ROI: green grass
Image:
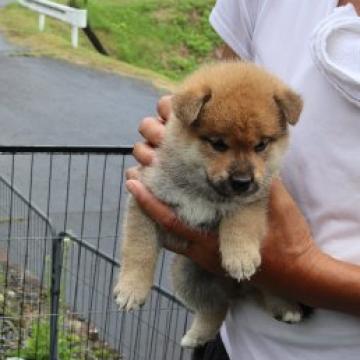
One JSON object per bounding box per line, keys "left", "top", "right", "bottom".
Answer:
{"left": 75, "top": 0, "right": 221, "bottom": 80}
{"left": 10, "top": 319, "right": 80, "bottom": 360}
{"left": 0, "top": 4, "right": 175, "bottom": 90}
{"left": 10, "top": 318, "right": 118, "bottom": 360}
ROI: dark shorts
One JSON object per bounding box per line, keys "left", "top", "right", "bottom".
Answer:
{"left": 192, "top": 335, "right": 230, "bottom": 360}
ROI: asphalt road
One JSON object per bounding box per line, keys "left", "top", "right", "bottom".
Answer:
{"left": 0, "top": 0, "right": 14, "bottom": 7}
{"left": 0, "top": 21, "right": 169, "bottom": 263}
{"left": 0, "top": 50, "right": 160, "bottom": 147}
{"left": 0, "top": 18, "right": 190, "bottom": 359}
{"left": 0, "top": 0, "right": 161, "bottom": 146}
{"left": 0, "top": 25, "right": 162, "bottom": 231}
{"left": 0, "top": 17, "right": 173, "bottom": 283}
{"left": 0, "top": 38, "right": 157, "bottom": 239}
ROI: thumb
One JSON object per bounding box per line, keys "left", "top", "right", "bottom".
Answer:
{"left": 126, "top": 179, "right": 189, "bottom": 254}
{"left": 157, "top": 95, "right": 173, "bottom": 122}
{"left": 126, "top": 180, "right": 181, "bottom": 231}
{"left": 126, "top": 180, "right": 215, "bottom": 246}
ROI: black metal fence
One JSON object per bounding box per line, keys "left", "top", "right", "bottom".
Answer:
{"left": 0, "top": 146, "right": 192, "bottom": 360}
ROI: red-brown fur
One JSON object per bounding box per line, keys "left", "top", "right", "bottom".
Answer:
{"left": 172, "top": 61, "right": 302, "bottom": 194}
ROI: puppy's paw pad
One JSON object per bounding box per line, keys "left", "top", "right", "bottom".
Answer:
{"left": 180, "top": 333, "right": 209, "bottom": 348}
{"left": 114, "top": 282, "right": 149, "bottom": 311}
{"left": 222, "top": 251, "right": 261, "bottom": 281}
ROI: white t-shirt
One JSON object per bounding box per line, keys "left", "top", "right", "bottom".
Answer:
{"left": 210, "top": 1, "right": 360, "bottom": 359}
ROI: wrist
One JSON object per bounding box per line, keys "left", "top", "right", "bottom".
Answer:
{"left": 292, "top": 248, "right": 360, "bottom": 314}
{"left": 253, "top": 241, "right": 322, "bottom": 300}
{"left": 256, "top": 244, "right": 360, "bottom": 316}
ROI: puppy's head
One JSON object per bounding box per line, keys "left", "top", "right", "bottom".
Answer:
{"left": 168, "top": 62, "right": 302, "bottom": 201}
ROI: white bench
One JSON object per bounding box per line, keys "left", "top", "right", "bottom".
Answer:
{"left": 18, "top": 0, "right": 87, "bottom": 48}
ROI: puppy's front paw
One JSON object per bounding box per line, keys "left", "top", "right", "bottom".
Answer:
{"left": 114, "top": 278, "right": 150, "bottom": 311}
{"left": 222, "top": 248, "right": 261, "bottom": 281}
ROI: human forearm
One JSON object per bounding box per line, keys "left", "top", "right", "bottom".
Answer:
{"left": 248, "top": 179, "right": 360, "bottom": 316}
{"left": 256, "top": 246, "right": 360, "bottom": 316}
{"left": 302, "top": 251, "right": 360, "bottom": 315}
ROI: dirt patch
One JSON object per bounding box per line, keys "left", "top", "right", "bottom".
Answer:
{"left": 152, "top": 8, "right": 176, "bottom": 22}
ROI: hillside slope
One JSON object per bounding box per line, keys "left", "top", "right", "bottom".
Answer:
{"left": 79, "top": 0, "right": 221, "bottom": 80}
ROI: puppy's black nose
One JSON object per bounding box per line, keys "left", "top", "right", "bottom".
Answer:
{"left": 230, "top": 174, "right": 253, "bottom": 193}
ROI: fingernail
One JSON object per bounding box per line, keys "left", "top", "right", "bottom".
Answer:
{"left": 126, "top": 180, "right": 137, "bottom": 195}
{"left": 151, "top": 157, "right": 159, "bottom": 165}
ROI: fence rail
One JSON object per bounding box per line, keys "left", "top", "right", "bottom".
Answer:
{"left": 0, "top": 145, "right": 192, "bottom": 360}
{"left": 18, "top": 0, "right": 87, "bottom": 48}
{"left": 0, "top": 145, "right": 133, "bottom": 154}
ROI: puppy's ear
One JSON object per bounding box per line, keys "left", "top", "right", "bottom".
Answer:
{"left": 172, "top": 86, "right": 212, "bottom": 126}
{"left": 274, "top": 88, "right": 303, "bottom": 126}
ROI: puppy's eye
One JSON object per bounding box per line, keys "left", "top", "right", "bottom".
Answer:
{"left": 201, "top": 137, "right": 229, "bottom": 152}
{"left": 211, "top": 139, "right": 229, "bottom": 152}
{"left": 254, "top": 138, "right": 270, "bottom": 153}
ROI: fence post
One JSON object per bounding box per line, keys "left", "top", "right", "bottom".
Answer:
{"left": 71, "top": 25, "right": 79, "bottom": 48}
{"left": 39, "top": 13, "right": 46, "bottom": 31}
{"left": 50, "top": 234, "right": 64, "bottom": 360}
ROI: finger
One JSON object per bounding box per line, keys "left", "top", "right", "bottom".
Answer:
{"left": 132, "top": 143, "right": 156, "bottom": 166}
{"left": 269, "top": 179, "right": 308, "bottom": 231}
{"left": 157, "top": 95, "right": 173, "bottom": 122}
{"left": 125, "top": 166, "right": 141, "bottom": 180}
{"left": 157, "top": 115, "right": 167, "bottom": 125}
{"left": 267, "top": 179, "right": 312, "bottom": 249}
{"left": 138, "top": 117, "right": 165, "bottom": 146}
{"left": 163, "top": 239, "right": 189, "bottom": 256}
{"left": 126, "top": 180, "right": 209, "bottom": 243}
{"left": 185, "top": 237, "right": 224, "bottom": 275}
{"left": 126, "top": 179, "right": 185, "bottom": 231}
{"left": 270, "top": 178, "right": 296, "bottom": 210}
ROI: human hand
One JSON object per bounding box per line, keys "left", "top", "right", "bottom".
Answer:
{"left": 126, "top": 179, "right": 224, "bottom": 274}
{"left": 252, "top": 179, "right": 319, "bottom": 295}
{"left": 126, "top": 95, "right": 172, "bottom": 180}
{"left": 254, "top": 180, "right": 360, "bottom": 315}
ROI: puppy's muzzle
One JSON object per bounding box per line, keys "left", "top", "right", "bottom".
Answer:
{"left": 209, "top": 173, "right": 259, "bottom": 197}
{"left": 230, "top": 174, "right": 254, "bottom": 194}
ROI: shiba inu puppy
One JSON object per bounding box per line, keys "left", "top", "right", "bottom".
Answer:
{"left": 114, "top": 62, "right": 304, "bottom": 347}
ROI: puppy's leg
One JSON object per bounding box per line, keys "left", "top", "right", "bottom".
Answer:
{"left": 181, "top": 309, "right": 227, "bottom": 348}
{"left": 219, "top": 201, "right": 266, "bottom": 281}
{"left": 172, "top": 255, "right": 228, "bottom": 348}
{"left": 261, "top": 291, "right": 304, "bottom": 323}
{"left": 114, "top": 196, "right": 159, "bottom": 311}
